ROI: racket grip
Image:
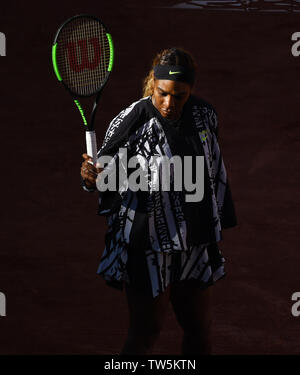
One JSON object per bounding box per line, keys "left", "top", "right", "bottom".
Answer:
{"left": 86, "top": 130, "right": 98, "bottom": 165}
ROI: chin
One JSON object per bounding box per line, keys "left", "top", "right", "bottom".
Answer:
{"left": 166, "top": 114, "right": 179, "bottom": 120}
{"left": 162, "top": 111, "right": 176, "bottom": 119}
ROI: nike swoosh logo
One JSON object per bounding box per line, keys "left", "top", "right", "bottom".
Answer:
{"left": 169, "top": 70, "right": 181, "bottom": 75}
{"left": 200, "top": 130, "right": 208, "bottom": 141}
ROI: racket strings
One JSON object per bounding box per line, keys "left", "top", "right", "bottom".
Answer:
{"left": 56, "top": 17, "right": 111, "bottom": 96}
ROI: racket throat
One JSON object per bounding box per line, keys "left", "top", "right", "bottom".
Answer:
{"left": 89, "top": 90, "right": 102, "bottom": 131}
{"left": 74, "top": 94, "right": 101, "bottom": 164}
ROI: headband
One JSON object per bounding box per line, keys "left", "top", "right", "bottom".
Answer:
{"left": 153, "top": 65, "right": 194, "bottom": 84}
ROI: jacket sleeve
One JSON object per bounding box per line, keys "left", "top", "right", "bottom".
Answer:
{"left": 97, "top": 141, "right": 131, "bottom": 216}
{"left": 95, "top": 101, "right": 142, "bottom": 216}
{"left": 208, "top": 107, "right": 219, "bottom": 140}
{"left": 208, "top": 108, "right": 237, "bottom": 229}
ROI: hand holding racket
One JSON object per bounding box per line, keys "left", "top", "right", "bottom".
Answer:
{"left": 52, "top": 14, "right": 114, "bottom": 165}
{"left": 80, "top": 153, "right": 103, "bottom": 189}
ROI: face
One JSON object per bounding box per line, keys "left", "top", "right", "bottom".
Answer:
{"left": 152, "top": 79, "right": 192, "bottom": 120}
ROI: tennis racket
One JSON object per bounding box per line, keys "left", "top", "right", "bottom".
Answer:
{"left": 51, "top": 14, "right": 114, "bottom": 165}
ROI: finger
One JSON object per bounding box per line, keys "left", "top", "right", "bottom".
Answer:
{"left": 82, "top": 177, "right": 96, "bottom": 187}
{"left": 80, "top": 168, "right": 89, "bottom": 180}
{"left": 87, "top": 170, "right": 98, "bottom": 179}
{"left": 81, "top": 165, "right": 98, "bottom": 179}
{"left": 81, "top": 170, "right": 96, "bottom": 184}
{"left": 86, "top": 175, "right": 97, "bottom": 184}
{"left": 83, "top": 160, "right": 98, "bottom": 172}
{"left": 82, "top": 153, "right": 93, "bottom": 161}
{"left": 85, "top": 164, "right": 98, "bottom": 175}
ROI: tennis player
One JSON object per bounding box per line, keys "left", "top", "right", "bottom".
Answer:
{"left": 80, "top": 47, "right": 237, "bottom": 355}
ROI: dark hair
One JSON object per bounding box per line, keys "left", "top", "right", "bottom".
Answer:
{"left": 143, "top": 47, "right": 197, "bottom": 97}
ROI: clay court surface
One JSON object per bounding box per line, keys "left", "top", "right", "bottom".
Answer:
{"left": 0, "top": 0, "right": 300, "bottom": 355}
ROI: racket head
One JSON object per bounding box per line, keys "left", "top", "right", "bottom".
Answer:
{"left": 52, "top": 14, "right": 114, "bottom": 97}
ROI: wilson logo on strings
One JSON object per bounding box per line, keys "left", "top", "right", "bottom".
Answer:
{"left": 65, "top": 38, "right": 101, "bottom": 72}
{"left": 0, "top": 32, "right": 6, "bottom": 56}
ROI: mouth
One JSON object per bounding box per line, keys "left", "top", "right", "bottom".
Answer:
{"left": 161, "top": 109, "right": 174, "bottom": 117}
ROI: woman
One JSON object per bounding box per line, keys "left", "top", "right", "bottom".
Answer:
{"left": 80, "top": 47, "right": 237, "bottom": 355}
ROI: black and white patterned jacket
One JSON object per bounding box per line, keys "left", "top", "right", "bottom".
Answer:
{"left": 83, "top": 95, "right": 237, "bottom": 256}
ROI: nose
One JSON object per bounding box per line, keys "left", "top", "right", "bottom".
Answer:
{"left": 164, "top": 95, "right": 176, "bottom": 110}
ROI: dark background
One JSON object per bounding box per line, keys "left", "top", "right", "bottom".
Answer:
{"left": 0, "top": 0, "right": 300, "bottom": 354}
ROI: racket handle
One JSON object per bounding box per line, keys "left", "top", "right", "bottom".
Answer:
{"left": 86, "top": 130, "right": 98, "bottom": 165}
